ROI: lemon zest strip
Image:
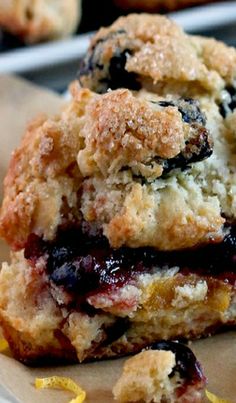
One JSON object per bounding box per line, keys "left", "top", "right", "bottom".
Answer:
{"left": 0, "top": 339, "right": 9, "bottom": 352}
{"left": 70, "top": 395, "right": 86, "bottom": 403}
{"left": 35, "top": 376, "right": 86, "bottom": 403}
{"left": 206, "top": 389, "right": 232, "bottom": 403}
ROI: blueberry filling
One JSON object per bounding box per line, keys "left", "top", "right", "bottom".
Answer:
{"left": 24, "top": 225, "right": 236, "bottom": 301}
{"left": 219, "top": 84, "right": 236, "bottom": 118}
{"left": 150, "top": 341, "right": 206, "bottom": 386}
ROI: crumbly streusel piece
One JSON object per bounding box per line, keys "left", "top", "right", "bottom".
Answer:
{"left": 113, "top": 345, "right": 206, "bottom": 402}
{"left": 0, "top": 0, "right": 80, "bottom": 43}
{"left": 79, "top": 14, "right": 236, "bottom": 96}
{"left": 113, "top": 350, "right": 177, "bottom": 402}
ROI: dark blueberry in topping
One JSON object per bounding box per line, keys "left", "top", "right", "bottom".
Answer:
{"left": 79, "top": 30, "right": 127, "bottom": 79}
{"left": 105, "top": 49, "right": 141, "bottom": 91}
{"left": 151, "top": 98, "right": 212, "bottom": 174}
{"left": 219, "top": 84, "right": 236, "bottom": 118}
{"left": 177, "top": 98, "right": 206, "bottom": 125}
{"left": 159, "top": 128, "right": 212, "bottom": 175}
{"left": 157, "top": 98, "right": 206, "bottom": 125}
{"left": 181, "top": 126, "right": 213, "bottom": 162}
{"left": 150, "top": 341, "right": 205, "bottom": 384}
{"left": 156, "top": 100, "right": 174, "bottom": 108}
{"left": 78, "top": 30, "right": 140, "bottom": 93}
{"left": 79, "top": 48, "right": 102, "bottom": 82}
{"left": 79, "top": 52, "right": 103, "bottom": 79}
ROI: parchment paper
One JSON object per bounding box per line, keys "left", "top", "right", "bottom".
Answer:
{"left": 0, "top": 75, "right": 235, "bottom": 403}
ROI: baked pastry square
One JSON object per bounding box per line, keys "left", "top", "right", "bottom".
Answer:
{"left": 113, "top": 341, "right": 206, "bottom": 402}
{"left": 0, "top": 14, "right": 236, "bottom": 365}
{"left": 0, "top": 0, "right": 80, "bottom": 43}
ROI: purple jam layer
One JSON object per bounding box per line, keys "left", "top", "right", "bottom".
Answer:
{"left": 24, "top": 225, "right": 236, "bottom": 298}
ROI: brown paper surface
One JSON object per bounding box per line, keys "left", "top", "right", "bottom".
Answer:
{"left": 0, "top": 75, "right": 235, "bottom": 403}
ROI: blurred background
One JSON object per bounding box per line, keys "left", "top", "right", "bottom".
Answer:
{"left": 0, "top": 0, "right": 236, "bottom": 93}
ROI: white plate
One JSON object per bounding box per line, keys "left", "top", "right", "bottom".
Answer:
{"left": 0, "top": 32, "right": 92, "bottom": 75}
{"left": 0, "top": 1, "right": 236, "bottom": 76}
{"left": 170, "top": 0, "right": 236, "bottom": 32}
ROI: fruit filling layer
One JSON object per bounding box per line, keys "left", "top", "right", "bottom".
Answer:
{"left": 24, "top": 225, "right": 236, "bottom": 301}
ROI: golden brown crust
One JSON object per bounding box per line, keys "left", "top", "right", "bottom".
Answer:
{"left": 0, "top": 98, "right": 86, "bottom": 249}
{"left": 0, "top": 0, "right": 80, "bottom": 43}
{"left": 1, "top": 320, "right": 77, "bottom": 366}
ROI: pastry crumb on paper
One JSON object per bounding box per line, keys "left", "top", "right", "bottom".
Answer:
{"left": 113, "top": 343, "right": 206, "bottom": 402}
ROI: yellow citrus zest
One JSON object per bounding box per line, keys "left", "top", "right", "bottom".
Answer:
{"left": 206, "top": 389, "right": 232, "bottom": 403}
{"left": 0, "top": 339, "right": 9, "bottom": 352}
{"left": 35, "top": 376, "right": 86, "bottom": 403}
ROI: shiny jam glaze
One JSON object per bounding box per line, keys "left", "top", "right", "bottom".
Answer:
{"left": 24, "top": 225, "right": 236, "bottom": 298}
